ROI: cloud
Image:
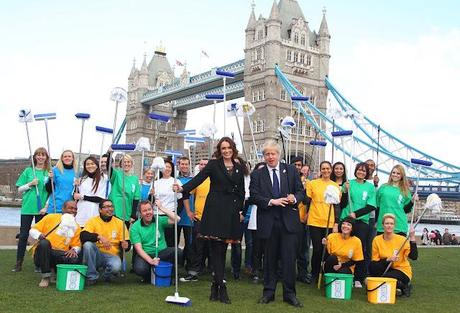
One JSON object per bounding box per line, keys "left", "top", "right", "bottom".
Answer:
{"left": 330, "top": 28, "right": 460, "bottom": 166}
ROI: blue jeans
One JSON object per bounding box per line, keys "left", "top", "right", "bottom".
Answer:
{"left": 82, "top": 242, "right": 121, "bottom": 281}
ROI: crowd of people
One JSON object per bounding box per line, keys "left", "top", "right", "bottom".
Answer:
{"left": 13, "top": 137, "right": 423, "bottom": 306}
{"left": 421, "top": 227, "right": 458, "bottom": 246}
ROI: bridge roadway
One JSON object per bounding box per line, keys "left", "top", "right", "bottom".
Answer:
{"left": 141, "top": 59, "right": 244, "bottom": 111}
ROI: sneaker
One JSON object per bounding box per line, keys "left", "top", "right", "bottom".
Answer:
{"left": 86, "top": 279, "right": 97, "bottom": 286}
{"left": 34, "top": 266, "right": 41, "bottom": 273}
{"left": 38, "top": 278, "right": 50, "bottom": 288}
{"left": 252, "top": 275, "right": 259, "bottom": 284}
{"left": 396, "top": 288, "right": 403, "bottom": 297}
{"left": 180, "top": 274, "right": 198, "bottom": 282}
{"left": 354, "top": 281, "right": 363, "bottom": 288}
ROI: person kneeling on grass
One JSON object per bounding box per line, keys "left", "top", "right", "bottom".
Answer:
{"left": 130, "top": 200, "right": 183, "bottom": 283}
{"left": 322, "top": 217, "right": 364, "bottom": 287}
{"left": 29, "top": 200, "right": 81, "bottom": 288}
{"left": 80, "top": 199, "right": 130, "bottom": 285}
{"left": 369, "top": 213, "right": 418, "bottom": 297}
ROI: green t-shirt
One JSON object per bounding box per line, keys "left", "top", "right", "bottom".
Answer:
{"left": 340, "top": 179, "right": 376, "bottom": 224}
{"left": 130, "top": 216, "right": 170, "bottom": 256}
{"left": 16, "top": 167, "right": 49, "bottom": 215}
{"left": 109, "top": 168, "right": 141, "bottom": 221}
{"left": 376, "top": 184, "right": 412, "bottom": 234}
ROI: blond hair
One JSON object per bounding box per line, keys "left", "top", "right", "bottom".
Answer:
{"left": 56, "top": 150, "right": 77, "bottom": 174}
{"left": 386, "top": 164, "right": 410, "bottom": 196}
{"left": 262, "top": 140, "right": 281, "bottom": 155}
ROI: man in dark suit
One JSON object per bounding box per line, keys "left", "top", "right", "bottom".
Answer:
{"left": 249, "top": 140, "right": 305, "bottom": 308}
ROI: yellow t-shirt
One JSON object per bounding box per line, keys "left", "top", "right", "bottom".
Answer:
{"left": 307, "top": 179, "right": 340, "bottom": 228}
{"left": 327, "top": 233, "right": 363, "bottom": 273}
{"left": 191, "top": 178, "right": 210, "bottom": 221}
{"left": 298, "top": 178, "right": 310, "bottom": 223}
{"left": 83, "top": 216, "right": 129, "bottom": 256}
{"left": 32, "top": 213, "right": 81, "bottom": 253}
{"left": 372, "top": 234, "right": 412, "bottom": 279}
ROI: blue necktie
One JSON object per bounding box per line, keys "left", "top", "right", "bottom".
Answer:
{"left": 272, "top": 168, "right": 280, "bottom": 198}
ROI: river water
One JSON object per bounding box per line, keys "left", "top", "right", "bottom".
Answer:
{"left": 1, "top": 206, "right": 460, "bottom": 236}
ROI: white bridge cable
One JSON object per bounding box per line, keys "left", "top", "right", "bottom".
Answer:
{"left": 274, "top": 66, "right": 459, "bottom": 184}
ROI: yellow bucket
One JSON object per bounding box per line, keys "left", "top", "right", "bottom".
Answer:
{"left": 366, "top": 277, "right": 397, "bottom": 304}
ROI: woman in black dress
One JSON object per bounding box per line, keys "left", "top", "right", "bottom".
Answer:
{"left": 175, "top": 137, "right": 246, "bottom": 304}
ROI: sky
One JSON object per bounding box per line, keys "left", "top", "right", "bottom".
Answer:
{"left": 0, "top": 0, "right": 459, "bottom": 168}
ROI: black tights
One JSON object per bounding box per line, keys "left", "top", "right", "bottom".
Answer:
{"left": 369, "top": 260, "right": 410, "bottom": 289}
{"left": 309, "top": 226, "right": 331, "bottom": 277}
{"left": 17, "top": 214, "right": 44, "bottom": 261}
{"left": 210, "top": 240, "right": 228, "bottom": 285}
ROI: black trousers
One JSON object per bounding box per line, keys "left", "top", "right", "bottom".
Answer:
{"left": 187, "top": 220, "right": 210, "bottom": 275}
{"left": 296, "top": 224, "right": 311, "bottom": 279}
{"left": 324, "top": 255, "right": 352, "bottom": 274}
{"left": 164, "top": 227, "right": 175, "bottom": 247}
{"left": 177, "top": 225, "right": 193, "bottom": 269}
{"left": 309, "top": 225, "right": 332, "bottom": 278}
{"left": 369, "top": 260, "right": 410, "bottom": 288}
{"left": 210, "top": 240, "right": 227, "bottom": 285}
{"left": 33, "top": 239, "right": 79, "bottom": 277}
{"left": 352, "top": 220, "right": 369, "bottom": 282}
{"left": 263, "top": 219, "right": 298, "bottom": 299}
{"left": 17, "top": 214, "right": 44, "bottom": 261}
{"left": 365, "top": 217, "right": 376, "bottom": 274}
{"left": 251, "top": 230, "right": 265, "bottom": 277}
{"left": 133, "top": 247, "right": 178, "bottom": 281}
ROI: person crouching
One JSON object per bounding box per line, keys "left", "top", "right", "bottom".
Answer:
{"left": 130, "top": 200, "right": 182, "bottom": 283}
{"left": 29, "top": 200, "right": 81, "bottom": 287}
{"left": 80, "top": 199, "right": 130, "bottom": 285}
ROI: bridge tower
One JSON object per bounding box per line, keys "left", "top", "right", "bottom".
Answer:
{"left": 243, "top": 0, "right": 330, "bottom": 166}
{"left": 125, "top": 46, "right": 187, "bottom": 174}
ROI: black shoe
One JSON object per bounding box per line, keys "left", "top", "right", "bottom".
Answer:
{"left": 297, "top": 275, "right": 312, "bottom": 284}
{"left": 209, "top": 282, "right": 219, "bottom": 301}
{"left": 283, "top": 296, "right": 303, "bottom": 308}
{"left": 258, "top": 295, "right": 275, "bottom": 304}
{"left": 86, "top": 279, "right": 97, "bottom": 286}
{"left": 180, "top": 274, "right": 198, "bottom": 282}
{"left": 233, "top": 272, "right": 240, "bottom": 280}
{"left": 218, "top": 284, "right": 231, "bottom": 304}
{"left": 402, "top": 283, "right": 412, "bottom": 297}
{"left": 11, "top": 260, "right": 23, "bottom": 272}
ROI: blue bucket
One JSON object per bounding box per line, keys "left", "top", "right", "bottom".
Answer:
{"left": 151, "top": 261, "right": 172, "bottom": 287}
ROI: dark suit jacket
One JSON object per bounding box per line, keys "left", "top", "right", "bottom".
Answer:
{"left": 182, "top": 158, "right": 245, "bottom": 240}
{"left": 249, "top": 162, "right": 304, "bottom": 239}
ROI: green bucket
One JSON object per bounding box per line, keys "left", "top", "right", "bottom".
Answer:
{"left": 56, "top": 264, "right": 88, "bottom": 291}
{"left": 325, "top": 273, "right": 354, "bottom": 300}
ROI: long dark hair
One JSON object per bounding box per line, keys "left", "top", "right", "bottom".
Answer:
{"left": 331, "top": 161, "right": 347, "bottom": 183}
{"left": 82, "top": 156, "right": 102, "bottom": 193}
{"left": 214, "top": 137, "right": 239, "bottom": 160}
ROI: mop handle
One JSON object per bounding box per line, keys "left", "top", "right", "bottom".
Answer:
{"left": 24, "top": 122, "right": 42, "bottom": 209}
{"left": 44, "top": 119, "right": 57, "bottom": 213}
{"left": 382, "top": 205, "right": 429, "bottom": 276}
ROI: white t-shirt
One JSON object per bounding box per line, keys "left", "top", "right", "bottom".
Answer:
{"left": 153, "top": 177, "right": 182, "bottom": 214}
{"left": 76, "top": 174, "right": 109, "bottom": 226}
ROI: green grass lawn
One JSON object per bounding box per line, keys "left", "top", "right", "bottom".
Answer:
{"left": 0, "top": 248, "right": 458, "bottom": 313}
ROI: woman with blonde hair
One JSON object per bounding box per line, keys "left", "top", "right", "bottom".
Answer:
{"left": 370, "top": 213, "right": 418, "bottom": 297}
{"left": 376, "top": 164, "right": 414, "bottom": 236}
{"left": 46, "top": 150, "right": 76, "bottom": 213}
{"left": 12, "top": 147, "right": 50, "bottom": 272}
{"left": 108, "top": 153, "right": 140, "bottom": 224}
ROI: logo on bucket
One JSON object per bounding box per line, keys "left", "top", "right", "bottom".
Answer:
{"left": 66, "top": 271, "right": 81, "bottom": 291}
{"left": 378, "top": 283, "right": 391, "bottom": 303}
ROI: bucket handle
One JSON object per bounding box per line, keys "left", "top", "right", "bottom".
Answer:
{"left": 74, "top": 269, "right": 88, "bottom": 279}
{"left": 152, "top": 267, "right": 172, "bottom": 279}
{"left": 324, "top": 277, "right": 339, "bottom": 287}
{"left": 367, "top": 282, "right": 386, "bottom": 292}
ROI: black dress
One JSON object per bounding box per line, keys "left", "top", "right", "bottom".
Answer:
{"left": 181, "top": 158, "right": 245, "bottom": 241}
